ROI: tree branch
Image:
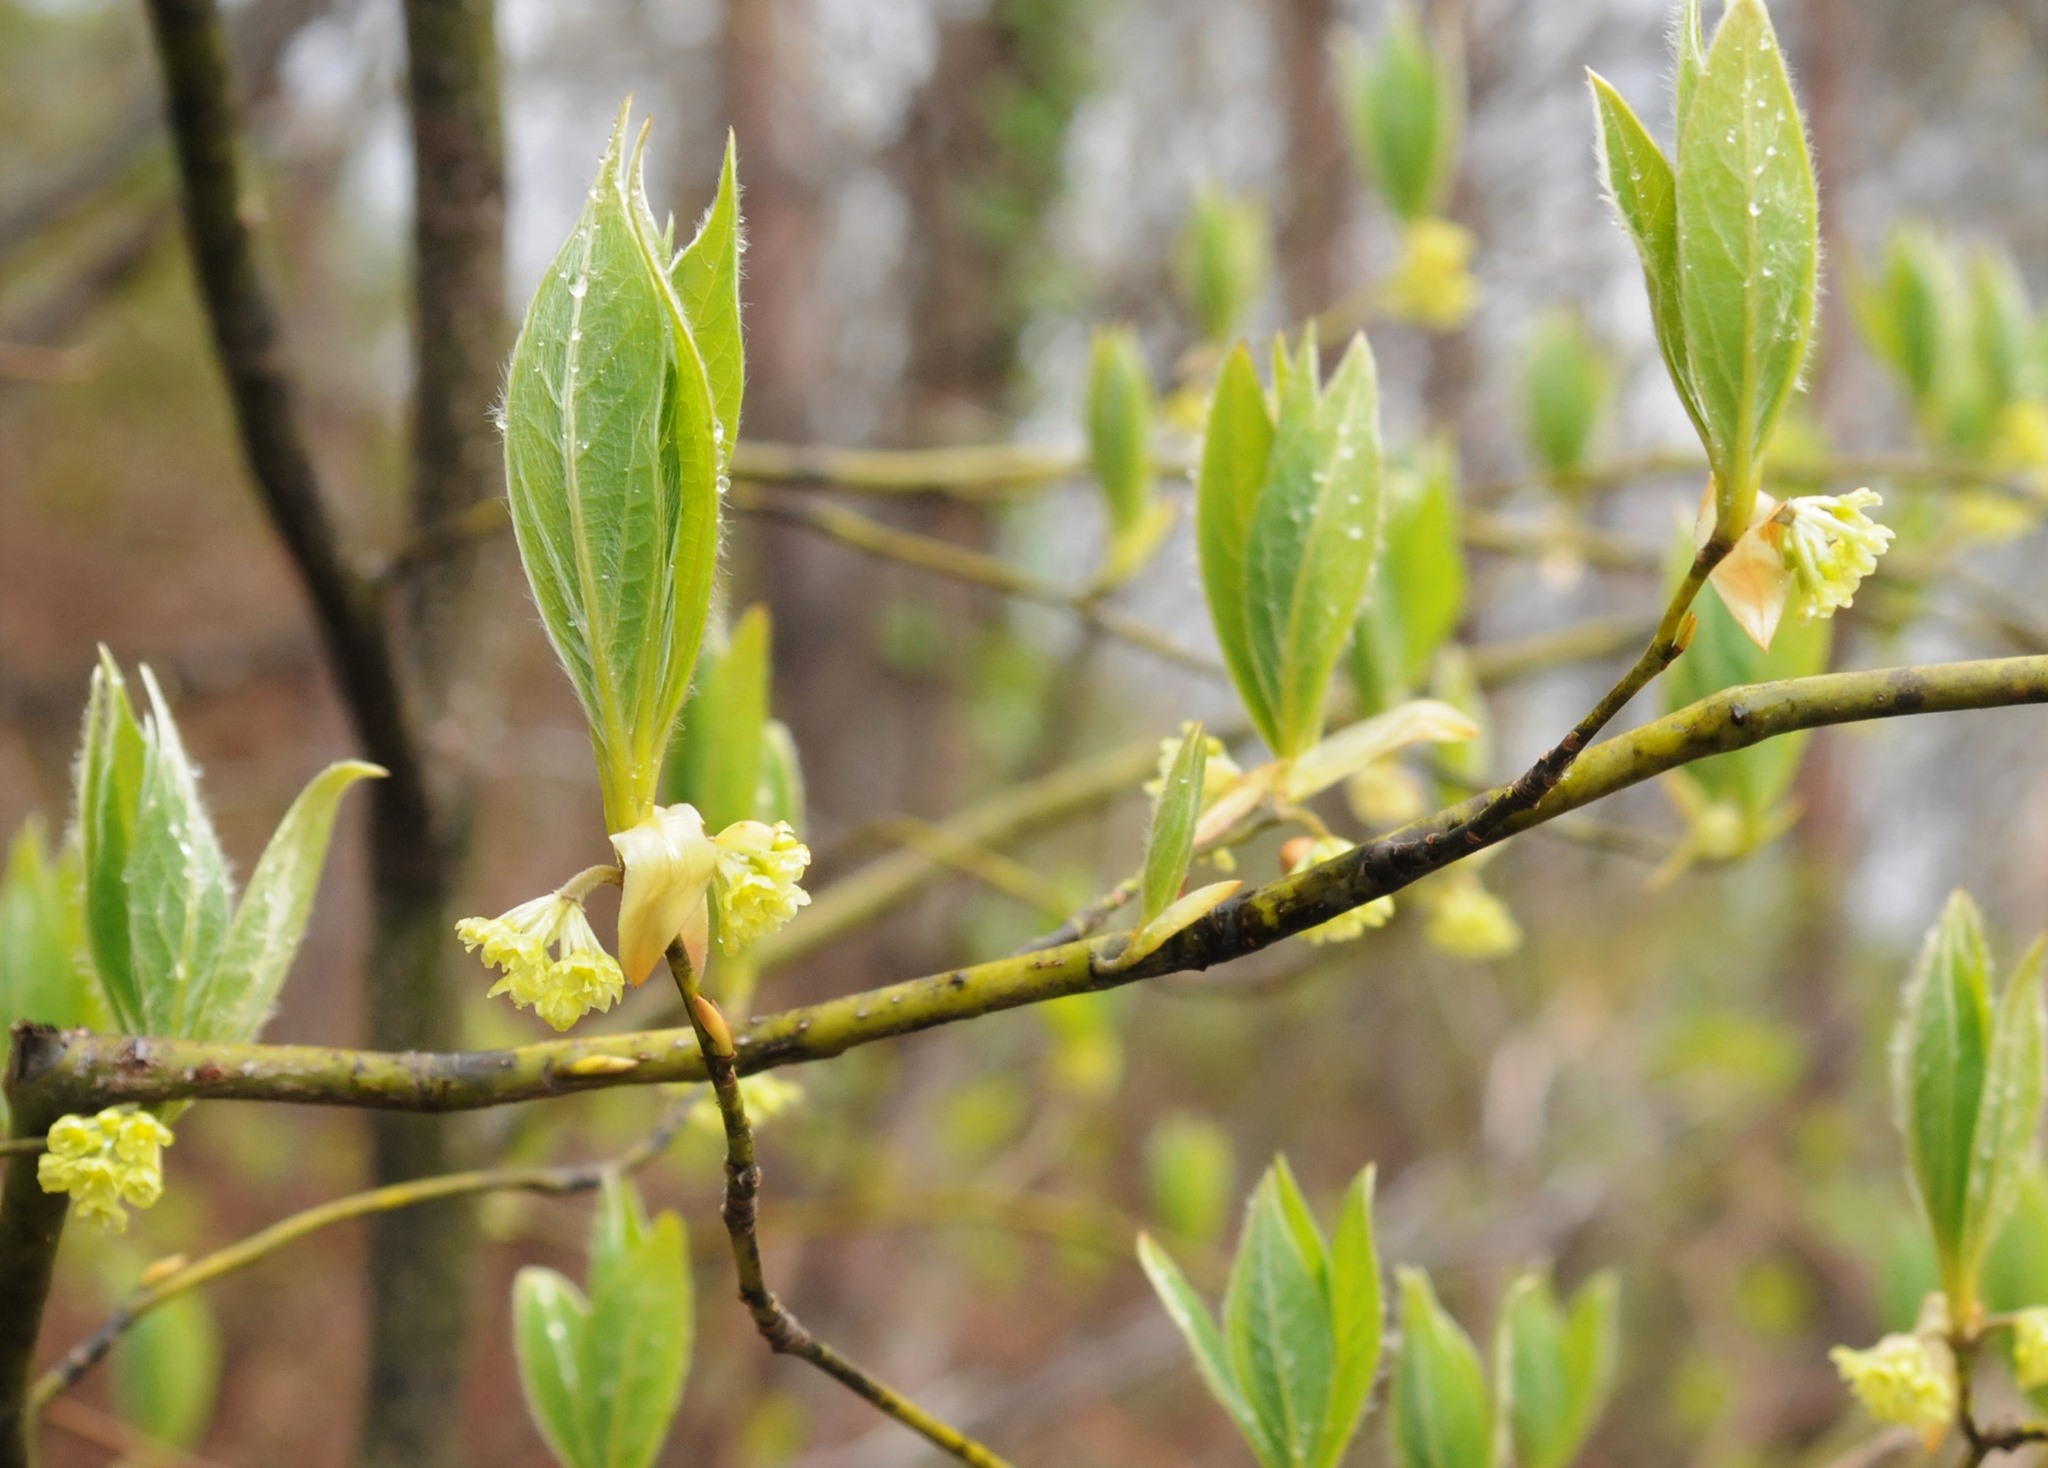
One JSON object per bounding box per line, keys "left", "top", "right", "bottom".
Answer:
{"left": 10, "top": 654, "right": 2047, "bottom": 1123}
{"left": 668, "top": 950, "right": 1014, "bottom": 1468}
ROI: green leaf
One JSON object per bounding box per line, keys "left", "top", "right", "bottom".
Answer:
{"left": 1241, "top": 334, "right": 1385, "bottom": 757}
{"left": 1852, "top": 226, "right": 1956, "bottom": 420}
{"left": 1391, "top": 1269, "right": 1491, "bottom": 1468}
{"left": 1351, "top": 445, "right": 1467, "bottom": 713}
{"left": 1894, "top": 890, "right": 1995, "bottom": 1308}
{"left": 1146, "top": 1115, "right": 1237, "bottom": 1249}
{"left": 1226, "top": 1167, "right": 1336, "bottom": 1466}
{"left": 582, "top": 1177, "right": 693, "bottom": 1468}
{"left": 1315, "top": 1167, "right": 1383, "bottom": 1468}
{"left": 1198, "top": 345, "right": 1280, "bottom": 748}
{"left": 1660, "top": 527, "right": 1830, "bottom": 821}
{"left": 1335, "top": 8, "right": 1462, "bottom": 223}
{"left": 197, "top": 761, "right": 382, "bottom": 1042}
{"left": 1140, "top": 1233, "right": 1279, "bottom": 1465}
{"left": 1520, "top": 312, "right": 1611, "bottom": 476}
{"left": 1176, "top": 187, "right": 1270, "bottom": 343}
{"left": 112, "top": 1289, "right": 221, "bottom": 1453}
{"left": 504, "top": 105, "right": 724, "bottom": 832}
{"left": 0, "top": 819, "right": 102, "bottom": 1037}
{"left": 1674, "top": 0, "right": 1706, "bottom": 129}
{"left": 665, "top": 606, "right": 773, "bottom": 833}
{"left": 1673, "top": 0, "right": 1818, "bottom": 531}
{"left": 1558, "top": 1273, "right": 1621, "bottom": 1461}
{"left": 671, "top": 130, "right": 744, "bottom": 462}
{"left": 128, "top": 668, "right": 234, "bottom": 1039}
{"left": 1961, "top": 941, "right": 2046, "bottom": 1297}
{"left": 756, "top": 719, "right": 806, "bottom": 830}
{"left": 1588, "top": 73, "right": 1705, "bottom": 447}
{"left": 75, "top": 651, "right": 148, "bottom": 1033}
{"left": 1088, "top": 326, "right": 1156, "bottom": 537}
{"left": 1140, "top": 723, "right": 1206, "bottom": 927}
{"left": 514, "top": 1267, "right": 599, "bottom": 1468}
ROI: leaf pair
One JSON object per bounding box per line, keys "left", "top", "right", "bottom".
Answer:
{"left": 513, "top": 1176, "right": 693, "bottom": 1468}
{"left": 504, "top": 105, "right": 742, "bottom": 833}
{"left": 663, "top": 605, "right": 804, "bottom": 834}
{"left": 1391, "top": 1268, "right": 1619, "bottom": 1468}
{"left": 1519, "top": 313, "right": 1611, "bottom": 479}
{"left": 1590, "top": 0, "right": 1817, "bottom": 540}
{"left": 1334, "top": 6, "right": 1463, "bottom": 225}
{"left": 1086, "top": 328, "right": 1174, "bottom": 586}
{"left": 1177, "top": 187, "right": 1272, "bottom": 346}
{"left": 1139, "top": 1161, "right": 1382, "bottom": 1468}
{"left": 1198, "top": 334, "right": 1386, "bottom": 761}
{"left": 1892, "top": 891, "right": 2046, "bottom": 1319}
{"left": 74, "top": 653, "right": 380, "bottom": 1043}
{"left": 1852, "top": 225, "right": 2039, "bottom": 452}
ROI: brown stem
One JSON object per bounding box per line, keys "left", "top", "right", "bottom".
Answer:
{"left": 667, "top": 948, "right": 1015, "bottom": 1468}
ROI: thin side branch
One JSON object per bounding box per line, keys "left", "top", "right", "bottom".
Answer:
{"left": 30, "top": 1097, "right": 690, "bottom": 1411}
{"left": 667, "top": 948, "right": 1014, "bottom": 1468}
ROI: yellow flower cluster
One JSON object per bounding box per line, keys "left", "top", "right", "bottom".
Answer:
{"left": 712, "top": 820, "right": 812, "bottom": 954}
{"left": 1829, "top": 1334, "right": 1954, "bottom": 1429}
{"left": 2015, "top": 1308, "right": 2048, "bottom": 1391}
{"left": 37, "top": 1107, "right": 174, "bottom": 1233}
{"left": 1425, "top": 872, "right": 1522, "bottom": 960}
{"left": 1379, "top": 218, "right": 1478, "bottom": 332}
{"left": 1779, "top": 490, "right": 1895, "bottom": 622}
{"left": 457, "top": 893, "right": 624, "bottom": 1032}
{"left": 1286, "top": 836, "right": 1395, "bottom": 946}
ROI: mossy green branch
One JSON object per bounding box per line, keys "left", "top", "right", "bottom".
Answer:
{"left": 10, "top": 654, "right": 2047, "bottom": 1123}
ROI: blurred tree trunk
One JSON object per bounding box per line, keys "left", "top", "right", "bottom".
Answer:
{"left": 357, "top": 1, "right": 505, "bottom": 1465}
{"left": 1272, "top": 0, "right": 1351, "bottom": 322}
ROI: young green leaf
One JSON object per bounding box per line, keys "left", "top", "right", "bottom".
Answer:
{"left": 1226, "top": 1168, "right": 1336, "bottom": 1466}
{"left": 0, "top": 819, "right": 101, "bottom": 1038}
{"left": 1674, "top": 0, "right": 1706, "bottom": 128}
{"left": 1392, "top": 1269, "right": 1491, "bottom": 1468}
{"left": 671, "top": 131, "right": 744, "bottom": 461}
{"left": 1852, "top": 226, "right": 1956, "bottom": 420}
{"left": 1350, "top": 445, "right": 1467, "bottom": 713}
{"left": 1140, "top": 723, "right": 1207, "bottom": 927}
{"left": 75, "top": 652, "right": 149, "bottom": 1033}
{"left": 196, "top": 760, "right": 383, "bottom": 1042}
{"left": 1494, "top": 1272, "right": 1619, "bottom": 1468}
{"left": 503, "top": 105, "right": 725, "bottom": 833}
{"left": 1146, "top": 1115, "right": 1237, "bottom": 1249}
{"left": 1334, "top": 8, "right": 1463, "bottom": 224}
{"left": 1198, "top": 344, "right": 1281, "bottom": 747}
{"left": 582, "top": 1177, "right": 693, "bottom": 1468}
{"left": 1139, "top": 1233, "right": 1281, "bottom": 1465}
{"left": 1279, "top": 699, "right": 1478, "bottom": 805}
{"left": 126, "top": 667, "right": 234, "bottom": 1039}
{"left": 1315, "top": 1167, "right": 1384, "bottom": 1468}
{"left": 1960, "top": 941, "right": 2046, "bottom": 1298}
{"left": 1238, "top": 334, "right": 1385, "bottom": 757}
{"left": 1673, "top": 0, "right": 1818, "bottom": 538}
{"left": 112, "top": 1290, "right": 221, "bottom": 1454}
{"left": 1520, "top": 311, "right": 1611, "bottom": 476}
{"left": 665, "top": 606, "right": 773, "bottom": 833}
{"left": 514, "top": 1267, "right": 599, "bottom": 1468}
{"left": 1176, "top": 186, "right": 1271, "bottom": 344}
{"left": 1087, "top": 326, "right": 1156, "bottom": 538}
{"left": 1893, "top": 890, "right": 1995, "bottom": 1310}
{"left": 512, "top": 1177, "right": 692, "bottom": 1468}
{"left": 756, "top": 718, "right": 806, "bottom": 830}
{"left": 1587, "top": 73, "right": 1704, "bottom": 446}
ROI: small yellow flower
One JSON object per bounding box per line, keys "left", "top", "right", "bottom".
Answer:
{"left": 1283, "top": 836, "right": 1394, "bottom": 945}
{"left": 712, "top": 820, "right": 812, "bottom": 954}
{"left": 1144, "top": 723, "right": 1243, "bottom": 810}
{"left": 1424, "top": 871, "right": 1521, "bottom": 960}
{"left": 2014, "top": 1307, "right": 2048, "bottom": 1391}
{"left": 1777, "top": 490, "right": 1895, "bottom": 622}
{"left": 37, "top": 1108, "right": 174, "bottom": 1233}
{"left": 1829, "top": 1334, "right": 1955, "bottom": 1429}
{"left": 458, "top": 893, "right": 625, "bottom": 1032}
{"left": 1379, "top": 218, "right": 1478, "bottom": 332}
